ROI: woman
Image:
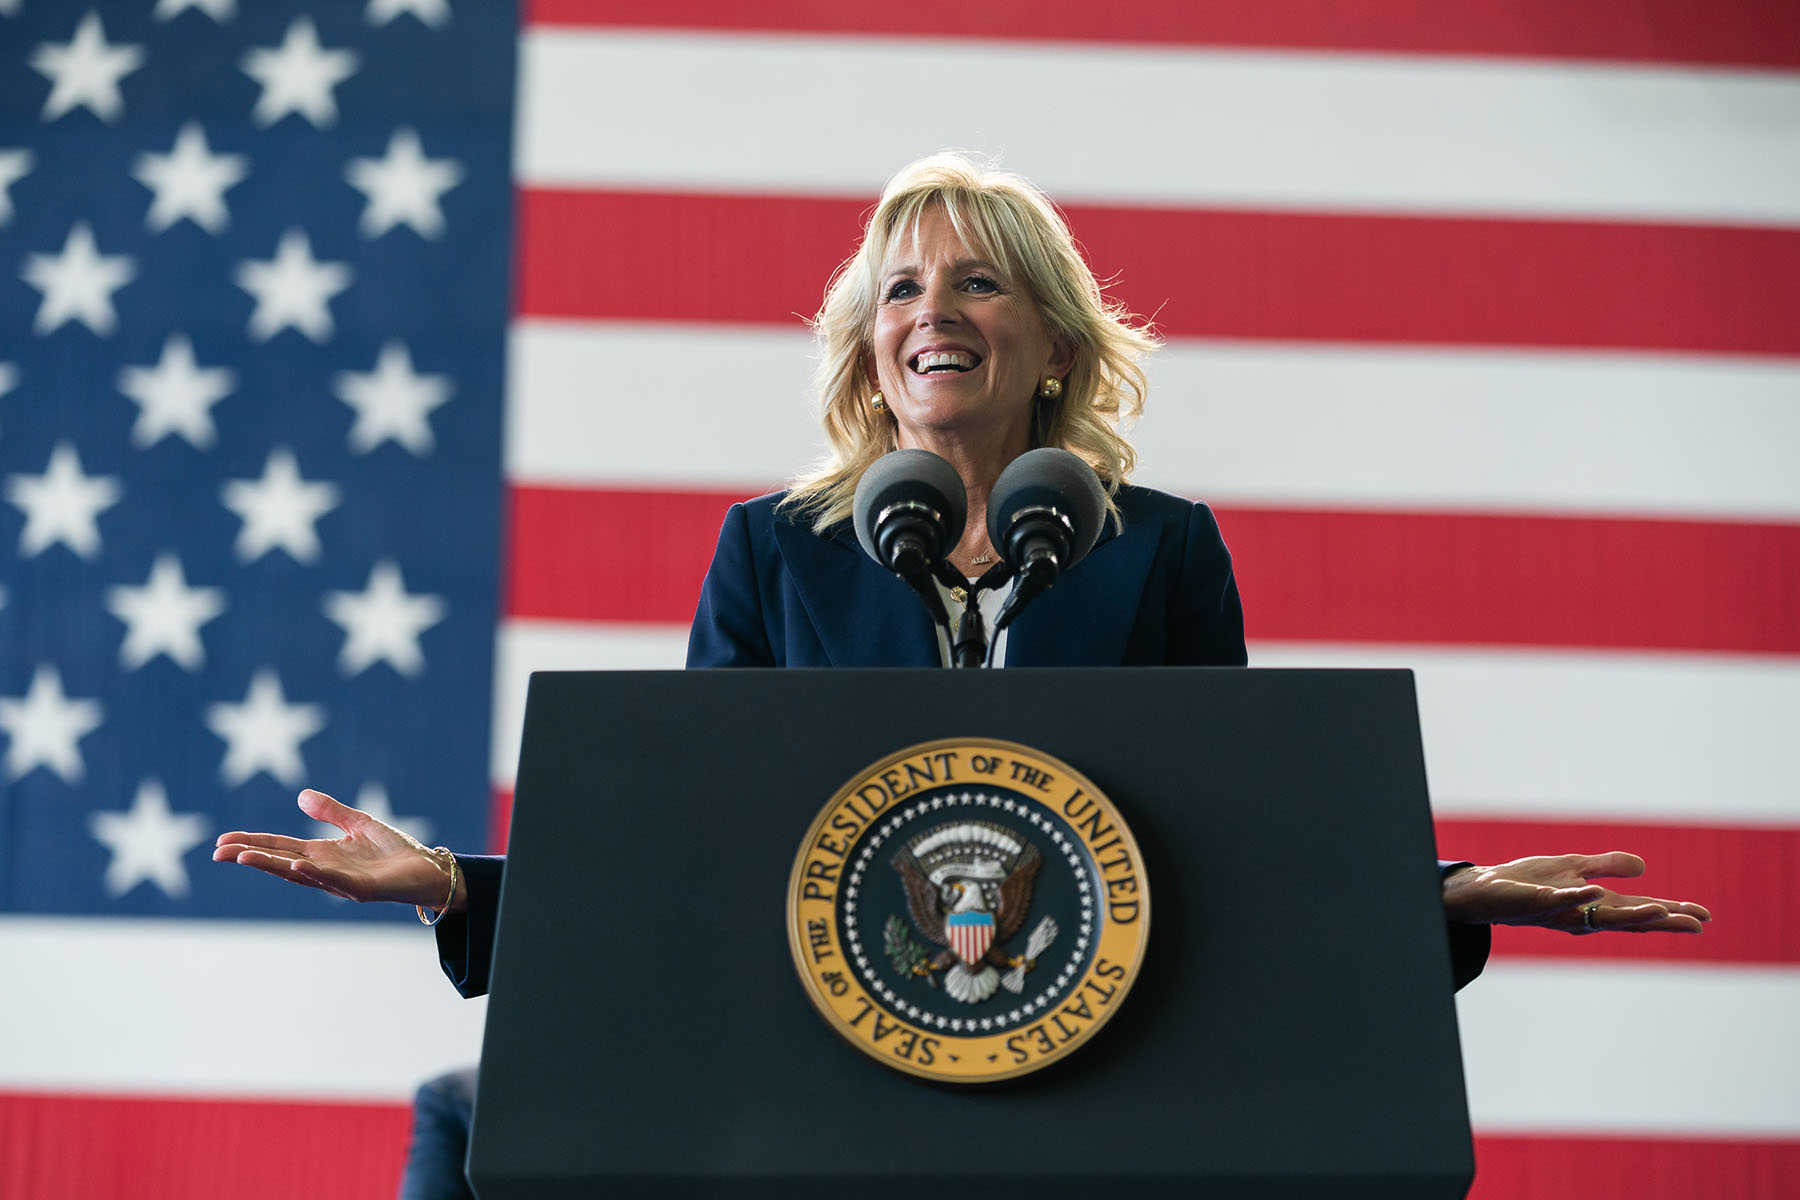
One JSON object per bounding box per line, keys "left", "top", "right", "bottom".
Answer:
{"left": 215, "top": 153, "right": 1709, "bottom": 994}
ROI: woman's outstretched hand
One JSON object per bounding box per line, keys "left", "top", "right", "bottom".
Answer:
{"left": 1442, "top": 851, "right": 1709, "bottom": 934}
{"left": 214, "top": 789, "right": 464, "bottom": 913}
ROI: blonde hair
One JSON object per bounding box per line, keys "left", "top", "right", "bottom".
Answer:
{"left": 783, "top": 152, "right": 1160, "bottom": 532}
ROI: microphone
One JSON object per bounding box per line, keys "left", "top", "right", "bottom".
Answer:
{"left": 853, "top": 449, "right": 968, "bottom": 634}
{"left": 987, "top": 448, "right": 1105, "bottom": 635}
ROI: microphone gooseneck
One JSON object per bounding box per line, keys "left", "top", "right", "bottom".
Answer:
{"left": 852, "top": 449, "right": 969, "bottom": 640}
{"left": 986, "top": 448, "right": 1106, "bottom": 636}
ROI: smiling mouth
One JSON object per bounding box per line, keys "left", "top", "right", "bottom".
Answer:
{"left": 910, "top": 350, "right": 980, "bottom": 375}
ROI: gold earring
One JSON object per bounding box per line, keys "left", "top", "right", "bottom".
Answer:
{"left": 1037, "top": 376, "right": 1063, "bottom": 400}
{"left": 871, "top": 392, "right": 887, "bottom": 412}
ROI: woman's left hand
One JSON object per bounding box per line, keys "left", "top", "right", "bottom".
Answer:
{"left": 1442, "top": 851, "right": 1710, "bottom": 934}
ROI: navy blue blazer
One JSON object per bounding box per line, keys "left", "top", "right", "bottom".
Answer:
{"left": 686, "top": 485, "right": 1248, "bottom": 669}
{"left": 438, "top": 485, "right": 1489, "bottom": 993}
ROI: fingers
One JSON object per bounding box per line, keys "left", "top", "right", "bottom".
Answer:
{"left": 1576, "top": 851, "right": 1647, "bottom": 881}
{"left": 216, "top": 847, "right": 334, "bottom": 895}
{"left": 213, "top": 843, "right": 307, "bottom": 874}
{"left": 218, "top": 846, "right": 363, "bottom": 901}
{"left": 1583, "top": 900, "right": 1668, "bottom": 932}
{"left": 1594, "top": 903, "right": 1705, "bottom": 934}
{"left": 1626, "top": 913, "right": 1708, "bottom": 934}
{"left": 1545, "top": 884, "right": 1605, "bottom": 909}
{"left": 214, "top": 831, "right": 316, "bottom": 855}
{"left": 1612, "top": 893, "right": 1712, "bottom": 923}
{"left": 1573, "top": 900, "right": 1709, "bottom": 935}
{"left": 296, "top": 788, "right": 357, "bottom": 829}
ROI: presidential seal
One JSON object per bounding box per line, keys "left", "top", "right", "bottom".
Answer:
{"left": 786, "top": 738, "right": 1150, "bottom": 1083}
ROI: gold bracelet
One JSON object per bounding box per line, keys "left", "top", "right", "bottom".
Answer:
{"left": 416, "top": 846, "right": 458, "bottom": 926}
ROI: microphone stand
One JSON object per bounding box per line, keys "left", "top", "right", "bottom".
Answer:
{"left": 935, "top": 561, "right": 1013, "bottom": 669}
{"left": 989, "top": 507, "right": 1073, "bottom": 641}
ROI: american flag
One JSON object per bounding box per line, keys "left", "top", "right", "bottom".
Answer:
{"left": 1, "top": 0, "right": 506, "bottom": 1192}
{"left": 3, "top": 2, "right": 1797, "bottom": 1197}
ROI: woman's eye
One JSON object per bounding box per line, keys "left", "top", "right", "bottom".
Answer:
{"left": 964, "top": 275, "right": 999, "bottom": 293}
{"left": 884, "top": 280, "right": 919, "bottom": 302}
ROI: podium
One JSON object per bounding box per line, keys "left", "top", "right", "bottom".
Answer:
{"left": 467, "top": 668, "right": 1474, "bottom": 1198}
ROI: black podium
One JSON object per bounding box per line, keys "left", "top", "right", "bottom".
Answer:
{"left": 467, "top": 668, "right": 1473, "bottom": 1199}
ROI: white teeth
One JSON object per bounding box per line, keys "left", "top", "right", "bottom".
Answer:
{"left": 912, "top": 351, "right": 976, "bottom": 374}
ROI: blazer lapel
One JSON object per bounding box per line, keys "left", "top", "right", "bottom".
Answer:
{"left": 1002, "top": 512, "right": 1165, "bottom": 666}
{"left": 772, "top": 520, "right": 941, "bottom": 667}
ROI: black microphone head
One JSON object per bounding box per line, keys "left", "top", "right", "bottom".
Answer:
{"left": 852, "top": 449, "right": 969, "bottom": 569}
{"left": 987, "top": 448, "right": 1106, "bottom": 570}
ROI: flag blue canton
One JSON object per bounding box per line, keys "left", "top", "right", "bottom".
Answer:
{"left": 0, "top": 0, "right": 516, "bottom": 920}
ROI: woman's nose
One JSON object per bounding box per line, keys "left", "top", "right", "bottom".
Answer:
{"left": 915, "top": 279, "right": 961, "bottom": 327}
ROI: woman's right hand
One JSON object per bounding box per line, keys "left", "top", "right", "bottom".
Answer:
{"left": 214, "top": 788, "right": 465, "bottom": 913}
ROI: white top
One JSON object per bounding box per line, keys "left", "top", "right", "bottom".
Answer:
{"left": 931, "top": 575, "right": 1018, "bottom": 668}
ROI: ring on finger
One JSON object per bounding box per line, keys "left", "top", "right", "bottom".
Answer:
{"left": 1581, "top": 901, "right": 1601, "bottom": 930}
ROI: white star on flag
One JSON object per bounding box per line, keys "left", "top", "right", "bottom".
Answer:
{"left": 234, "top": 228, "right": 352, "bottom": 342}
{"left": 205, "top": 669, "right": 327, "bottom": 787}
{"left": 132, "top": 122, "right": 249, "bottom": 234}
{"left": 0, "top": 664, "right": 104, "bottom": 783}
{"left": 5, "top": 441, "right": 122, "bottom": 559}
{"left": 333, "top": 341, "right": 451, "bottom": 455}
{"left": 29, "top": 12, "right": 145, "bottom": 123}
{"left": 0, "top": 361, "right": 16, "bottom": 400}
{"left": 241, "top": 17, "right": 359, "bottom": 129}
{"left": 154, "top": 0, "right": 237, "bottom": 20}
{"left": 106, "top": 554, "right": 227, "bottom": 671}
{"left": 345, "top": 127, "right": 463, "bottom": 238}
{"left": 313, "top": 780, "right": 436, "bottom": 845}
{"left": 88, "top": 779, "right": 211, "bottom": 900}
{"left": 366, "top": 0, "right": 450, "bottom": 29}
{"left": 0, "top": 149, "right": 32, "bottom": 225}
{"left": 323, "top": 560, "right": 447, "bottom": 677}
{"left": 22, "top": 222, "right": 136, "bottom": 336}
{"left": 118, "top": 334, "right": 237, "bottom": 450}
{"left": 220, "top": 447, "right": 341, "bottom": 564}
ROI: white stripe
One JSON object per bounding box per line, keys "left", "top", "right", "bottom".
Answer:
{"left": 12, "top": 917, "right": 1795, "bottom": 1138}
{"left": 518, "top": 30, "right": 1800, "bottom": 226}
{"left": 492, "top": 622, "right": 1800, "bottom": 826}
{"left": 0, "top": 918, "right": 485, "bottom": 1100}
{"left": 1252, "top": 643, "right": 1800, "bottom": 825}
{"left": 490, "top": 620, "right": 687, "bottom": 791}
{"left": 508, "top": 321, "right": 1800, "bottom": 519}
{"left": 506, "top": 321, "right": 821, "bottom": 492}
{"left": 1457, "top": 960, "right": 1800, "bottom": 1135}
{"left": 1135, "top": 343, "right": 1800, "bottom": 520}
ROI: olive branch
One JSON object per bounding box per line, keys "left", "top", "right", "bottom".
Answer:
{"left": 884, "top": 914, "right": 936, "bottom": 987}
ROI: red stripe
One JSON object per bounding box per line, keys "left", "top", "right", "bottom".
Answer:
{"left": 3, "top": 1092, "right": 1794, "bottom": 1197}
{"left": 504, "top": 485, "right": 1800, "bottom": 656}
{"left": 505, "top": 485, "right": 741, "bottom": 626}
{"left": 1470, "top": 1136, "right": 1800, "bottom": 1199}
{"left": 488, "top": 811, "right": 1785, "bottom": 966}
{"left": 526, "top": 0, "right": 1800, "bottom": 70}
{"left": 1437, "top": 818, "right": 1797, "bottom": 966}
{"left": 0, "top": 1091, "right": 408, "bottom": 1200}
{"left": 492, "top": 786, "right": 513, "bottom": 853}
{"left": 517, "top": 189, "right": 1800, "bottom": 357}
{"left": 1225, "top": 506, "right": 1800, "bottom": 656}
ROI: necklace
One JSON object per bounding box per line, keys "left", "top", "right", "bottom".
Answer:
{"left": 967, "top": 552, "right": 994, "bottom": 566}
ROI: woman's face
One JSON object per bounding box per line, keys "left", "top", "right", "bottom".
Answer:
{"left": 868, "top": 207, "right": 1070, "bottom": 460}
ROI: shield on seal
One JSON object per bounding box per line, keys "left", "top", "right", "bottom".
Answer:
{"left": 945, "top": 910, "right": 995, "bottom": 966}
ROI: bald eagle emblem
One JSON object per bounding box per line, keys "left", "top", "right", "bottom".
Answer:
{"left": 887, "top": 820, "right": 1059, "bottom": 1004}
